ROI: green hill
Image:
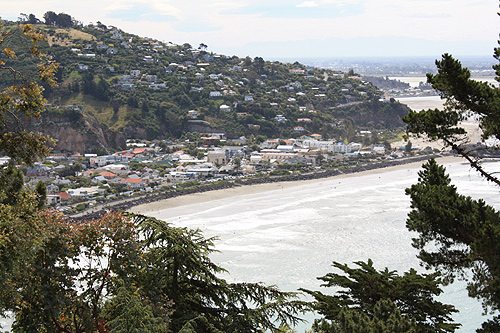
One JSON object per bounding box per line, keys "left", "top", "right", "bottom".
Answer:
{"left": 2, "top": 18, "right": 409, "bottom": 151}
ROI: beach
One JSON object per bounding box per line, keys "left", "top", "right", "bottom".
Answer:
{"left": 129, "top": 155, "right": 499, "bottom": 332}
{"left": 128, "top": 155, "right": 461, "bottom": 215}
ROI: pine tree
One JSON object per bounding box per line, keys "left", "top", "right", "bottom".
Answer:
{"left": 302, "top": 259, "right": 459, "bottom": 332}
{"left": 402, "top": 6, "right": 500, "bottom": 330}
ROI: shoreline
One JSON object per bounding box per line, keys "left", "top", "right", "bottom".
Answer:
{"left": 70, "top": 154, "right": 463, "bottom": 221}
{"left": 128, "top": 154, "right": 462, "bottom": 215}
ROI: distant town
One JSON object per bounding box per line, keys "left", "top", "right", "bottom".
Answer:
{"left": 11, "top": 129, "right": 444, "bottom": 218}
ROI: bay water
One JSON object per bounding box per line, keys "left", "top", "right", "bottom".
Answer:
{"left": 149, "top": 160, "right": 500, "bottom": 332}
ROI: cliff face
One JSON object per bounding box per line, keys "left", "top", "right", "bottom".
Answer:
{"left": 30, "top": 109, "right": 126, "bottom": 154}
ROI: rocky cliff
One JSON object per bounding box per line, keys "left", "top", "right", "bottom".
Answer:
{"left": 29, "top": 108, "right": 126, "bottom": 154}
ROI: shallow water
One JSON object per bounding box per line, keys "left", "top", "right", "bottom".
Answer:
{"left": 149, "top": 160, "right": 500, "bottom": 332}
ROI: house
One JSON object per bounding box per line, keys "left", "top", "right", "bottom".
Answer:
{"left": 67, "top": 187, "right": 104, "bottom": 197}
{"left": 120, "top": 178, "right": 146, "bottom": 189}
{"left": 294, "top": 126, "right": 305, "bottom": 132}
{"left": 282, "top": 155, "right": 315, "bottom": 166}
{"left": 46, "top": 194, "right": 61, "bottom": 206}
{"left": 260, "top": 150, "right": 296, "bottom": 163}
{"left": 210, "top": 91, "right": 223, "bottom": 98}
{"left": 91, "top": 175, "right": 107, "bottom": 184}
{"left": 275, "top": 115, "right": 287, "bottom": 123}
{"left": 220, "top": 104, "right": 231, "bottom": 112}
{"left": 207, "top": 150, "right": 229, "bottom": 165}
{"left": 185, "top": 163, "right": 219, "bottom": 178}
{"left": 121, "top": 41, "right": 132, "bottom": 49}
{"left": 372, "top": 144, "right": 386, "bottom": 154}
{"left": 130, "top": 70, "right": 141, "bottom": 77}
{"left": 167, "top": 171, "right": 193, "bottom": 183}
{"left": 261, "top": 139, "right": 279, "bottom": 149}
{"left": 248, "top": 124, "right": 260, "bottom": 130}
{"left": 277, "top": 145, "right": 295, "bottom": 152}
{"left": 99, "top": 171, "right": 117, "bottom": 179}
{"left": 77, "top": 64, "right": 89, "bottom": 71}
{"left": 149, "top": 83, "right": 167, "bottom": 89}
{"left": 133, "top": 147, "right": 147, "bottom": 155}
{"left": 47, "top": 184, "right": 59, "bottom": 194}
{"left": 107, "top": 48, "right": 118, "bottom": 55}
{"left": 120, "top": 83, "right": 136, "bottom": 90}
{"left": 52, "top": 192, "right": 70, "bottom": 201}
{"left": 223, "top": 146, "right": 246, "bottom": 156}
{"left": 145, "top": 75, "right": 157, "bottom": 82}
{"left": 90, "top": 156, "right": 110, "bottom": 167}
{"left": 187, "top": 110, "right": 200, "bottom": 118}
{"left": 103, "top": 164, "right": 130, "bottom": 176}
{"left": 110, "top": 31, "right": 123, "bottom": 40}
{"left": 290, "top": 68, "right": 306, "bottom": 74}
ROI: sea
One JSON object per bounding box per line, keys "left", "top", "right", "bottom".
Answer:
{"left": 148, "top": 160, "right": 500, "bottom": 332}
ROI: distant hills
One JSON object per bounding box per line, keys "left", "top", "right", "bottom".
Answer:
{"left": 3, "top": 16, "right": 410, "bottom": 153}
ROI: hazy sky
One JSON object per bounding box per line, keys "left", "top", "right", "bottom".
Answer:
{"left": 4, "top": 0, "right": 500, "bottom": 59}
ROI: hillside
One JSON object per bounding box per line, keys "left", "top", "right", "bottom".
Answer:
{"left": 2, "top": 18, "right": 409, "bottom": 151}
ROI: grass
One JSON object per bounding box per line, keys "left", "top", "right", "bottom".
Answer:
{"left": 37, "top": 26, "right": 95, "bottom": 47}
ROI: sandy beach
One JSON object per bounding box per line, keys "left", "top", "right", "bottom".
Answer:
{"left": 129, "top": 155, "right": 463, "bottom": 215}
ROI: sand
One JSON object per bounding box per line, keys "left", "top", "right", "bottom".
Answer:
{"left": 128, "top": 155, "right": 463, "bottom": 215}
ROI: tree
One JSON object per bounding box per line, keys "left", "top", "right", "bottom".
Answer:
{"left": 35, "top": 180, "right": 47, "bottom": 208}
{"left": 402, "top": 13, "right": 500, "bottom": 331}
{"left": 405, "top": 159, "right": 500, "bottom": 331}
{"left": 0, "top": 22, "right": 58, "bottom": 166}
{"left": 405, "top": 140, "right": 413, "bottom": 154}
{"left": 5, "top": 209, "right": 310, "bottom": 331}
{"left": 254, "top": 56, "right": 265, "bottom": 74}
{"left": 312, "top": 299, "right": 418, "bottom": 333}
{"left": 403, "top": 52, "right": 500, "bottom": 186}
{"left": 43, "top": 11, "right": 58, "bottom": 26}
{"left": 0, "top": 164, "right": 24, "bottom": 205}
{"left": 28, "top": 14, "right": 39, "bottom": 25}
{"left": 302, "top": 259, "right": 459, "bottom": 332}
{"left": 118, "top": 214, "right": 310, "bottom": 332}
{"left": 0, "top": 22, "right": 58, "bottom": 319}
{"left": 55, "top": 13, "right": 73, "bottom": 28}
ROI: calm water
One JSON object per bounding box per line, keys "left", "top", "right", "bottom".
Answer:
{"left": 388, "top": 76, "right": 498, "bottom": 88}
{"left": 150, "top": 160, "right": 500, "bottom": 332}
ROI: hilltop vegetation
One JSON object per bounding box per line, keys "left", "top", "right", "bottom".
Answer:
{"left": 2, "top": 15, "right": 409, "bottom": 151}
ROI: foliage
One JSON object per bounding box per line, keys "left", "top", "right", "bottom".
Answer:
{"left": 35, "top": 180, "right": 47, "bottom": 208}
{"left": 2, "top": 209, "right": 309, "bottom": 332}
{"left": 0, "top": 17, "right": 407, "bottom": 143}
{"left": 101, "top": 280, "right": 170, "bottom": 332}
{"left": 0, "top": 164, "right": 24, "bottom": 205}
{"left": 406, "top": 158, "right": 500, "bottom": 330}
{"left": 311, "top": 299, "right": 417, "bottom": 333}
{"left": 128, "top": 213, "right": 310, "bottom": 332}
{"left": 403, "top": 53, "right": 500, "bottom": 186}
{"left": 301, "top": 259, "right": 459, "bottom": 332}
{"left": 402, "top": 21, "right": 500, "bottom": 331}
{"left": 0, "top": 22, "right": 58, "bottom": 165}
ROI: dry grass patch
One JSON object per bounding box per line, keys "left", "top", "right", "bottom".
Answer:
{"left": 46, "top": 28, "right": 95, "bottom": 46}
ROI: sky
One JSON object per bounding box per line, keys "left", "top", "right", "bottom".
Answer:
{"left": 4, "top": 0, "right": 500, "bottom": 60}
